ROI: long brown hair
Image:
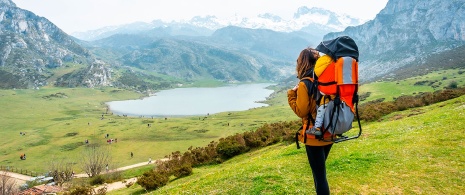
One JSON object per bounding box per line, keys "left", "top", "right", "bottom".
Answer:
{"left": 296, "top": 48, "right": 318, "bottom": 79}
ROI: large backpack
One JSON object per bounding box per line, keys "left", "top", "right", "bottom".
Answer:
{"left": 314, "top": 36, "right": 362, "bottom": 143}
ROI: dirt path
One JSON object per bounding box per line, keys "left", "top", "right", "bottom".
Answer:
{"left": 92, "top": 159, "right": 169, "bottom": 192}
{"left": 5, "top": 159, "right": 167, "bottom": 192}
{"left": 95, "top": 177, "right": 138, "bottom": 192}
{"left": 4, "top": 171, "right": 33, "bottom": 181}
{"left": 74, "top": 159, "right": 162, "bottom": 178}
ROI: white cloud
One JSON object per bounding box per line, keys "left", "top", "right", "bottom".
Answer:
{"left": 12, "top": 0, "right": 388, "bottom": 34}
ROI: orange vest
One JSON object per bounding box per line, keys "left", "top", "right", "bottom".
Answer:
{"left": 317, "top": 57, "right": 359, "bottom": 111}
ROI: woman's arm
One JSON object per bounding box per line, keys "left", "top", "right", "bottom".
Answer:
{"left": 288, "top": 81, "right": 312, "bottom": 118}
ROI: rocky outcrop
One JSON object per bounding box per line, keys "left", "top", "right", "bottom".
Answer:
{"left": 0, "top": 0, "right": 105, "bottom": 89}
{"left": 324, "top": 0, "right": 465, "bottom": 82}
{"left": 55, "top": 60, "right": 112, "bottom": 88}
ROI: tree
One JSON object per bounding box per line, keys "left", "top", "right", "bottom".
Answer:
{"left": 80, "top": 144, "right": 112, "bottom": 178}
{"left": 0, "top": 171, "right": 18, "bottom": 195}
{"left": 49, "top": 158, "right": 74, "bottom": 186}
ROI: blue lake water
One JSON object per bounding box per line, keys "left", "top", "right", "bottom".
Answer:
{"left": 107, "top": 83, "right": 275, "bottom": 117}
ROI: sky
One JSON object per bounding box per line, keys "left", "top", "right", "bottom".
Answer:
{"left": 12, "top": 0, "right": 388, "bottom": 34}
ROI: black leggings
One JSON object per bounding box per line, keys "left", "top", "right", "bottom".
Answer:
{"left": 305, "top": 144, "right": 333, "bottom": 195}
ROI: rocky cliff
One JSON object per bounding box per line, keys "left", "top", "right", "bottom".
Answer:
{"left": 324, "top": 0, "right": 465, "bottom": 82}
{"left": 0, "top": 0, "right": 110, "bottom": 88}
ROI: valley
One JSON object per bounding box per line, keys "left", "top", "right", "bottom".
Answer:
{"left": 1, "top": 68, "right": 464, "bottom": 194}
{"left": 2, "top": 0, "right": 465, "bottom": 193}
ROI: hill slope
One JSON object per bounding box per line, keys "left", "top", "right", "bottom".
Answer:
{"left": 112, "top": 95, "right": 465, "bottom": 194}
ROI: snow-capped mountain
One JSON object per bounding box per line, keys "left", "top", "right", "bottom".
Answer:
{"left": 72, "top": 6, "right": 365, "bottom": 41}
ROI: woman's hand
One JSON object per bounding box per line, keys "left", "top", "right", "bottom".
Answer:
{"left": 292, "top": 84, "right": 299, "bottom": 91}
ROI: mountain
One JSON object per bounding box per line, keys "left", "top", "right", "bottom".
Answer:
{"left": 0, "top": 0, "right": 111, "bottom": 89}
{"left": 323, "top": 0, "right": 465, "bottom": 82}
{"left": 85, "top": 25, "right": 313, "bottom": 83}
{"left": 210, "top": 26, "right": 313, "bottom": 61}
{"left": 71, "top": 6, "right": 364, "bottom": 41}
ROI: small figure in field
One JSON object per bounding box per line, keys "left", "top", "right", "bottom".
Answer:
{"left": 148, "top": 157, "right": 152, "bottom": 164}
{"left": 131, "top": 152, "right": 133, "bottom": 158}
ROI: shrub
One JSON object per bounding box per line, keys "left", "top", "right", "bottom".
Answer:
{"left": 63, "top": 186, "right": 94, "bottom": 195}
{"left": 243, "top": 131, "right": 263, "bottom": 148}
{"left": 216, "top": 135, "right": 248, "bottom": 160}
{"left": 137, "top": 170, "right": 169, "bottom": 190}
{"left": 358, "top": 87, "right": 465, "bottom": 121}
{"left": 173, "top": 163, "right": 193, "bottom": 178}
{"left": 448, "top": 81, "right": 458, "bottom": 89}
{"left": 89, "top": 175, "right": 105, "bottom": 185}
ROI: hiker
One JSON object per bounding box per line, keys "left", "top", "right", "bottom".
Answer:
{"left": 148, "top": 157, "right": 152, "bottom": 164}
{"left": 288, "top": 47, "right": 333, "bottom": 195}
{"left": 131, "top": 152, "right": 133, "bottom": 158}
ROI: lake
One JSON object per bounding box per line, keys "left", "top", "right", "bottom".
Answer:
{"left": 107, "top": 83, "right": 275, "bottom": 117}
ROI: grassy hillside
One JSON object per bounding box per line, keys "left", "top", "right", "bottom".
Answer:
{"left": 360, "top": 68, "right": 465, "bottom": 102}
{"left": 110, "top": 94, "right": 465, "bottom": 194}
{"left": 0, "top": 68, "right": 463, "bottom": 193}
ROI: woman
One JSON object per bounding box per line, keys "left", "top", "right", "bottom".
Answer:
{"left": 287, "top": 48, "right": 333, "bottom": 195}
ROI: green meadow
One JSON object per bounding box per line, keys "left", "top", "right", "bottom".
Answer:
{"left": 360, "top": 69, "right": 465, "bottom": 102}
{"left": 0, "top": 68, "right": 464, "bottom": 194}
{"left": 0, "top": 85, "right": 295, "bottom": 174}
{"left": 108, "top": 69, "right": 465, "bottom": 194}
{"left": 110, "top": 93, "right": 465, "bottom": 194}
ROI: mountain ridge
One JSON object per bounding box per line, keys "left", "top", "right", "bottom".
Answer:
{"left": 324, "top": 0, "right": 465, "bottom": 82}
{"left": 71, "top": 6, "right": 364, "bottom": 41}
{"left": 0, "top": 0, "right": 112, "bottom": 89}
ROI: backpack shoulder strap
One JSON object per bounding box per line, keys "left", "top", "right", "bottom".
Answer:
{"left": 301, "top": 77, "right": 320, "bottom": 102}
{"left": 300, "top": 77, "right": 318, "bottom": 126}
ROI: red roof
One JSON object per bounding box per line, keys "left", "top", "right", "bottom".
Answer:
{"left": 19, "top": 184, "right": 62, "bottom": 195}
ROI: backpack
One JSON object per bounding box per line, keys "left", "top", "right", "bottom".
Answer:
{"left": 297, "top": 36, "right": 362, "bottom": 146}
{"left": 315, "top": 36, "right": 362, "bottom": 143}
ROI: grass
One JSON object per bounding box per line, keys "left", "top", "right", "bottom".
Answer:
{"left": 360, "top": 69, "right": 465, "bottom": 102}
{"left": 0, "top": 85, "right": 295, "bottom": 174}
{"left": 1, "top": 68, "right": 464, "bottom": 193}
{"left": 109, "top": 95, "right": 465, "bottom": 194}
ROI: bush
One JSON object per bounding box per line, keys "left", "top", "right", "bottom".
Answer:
{"left": 90, "top": 175, "right": 105, "bottom": 185}
{"left": 63, "top": 186, "right": 94, "bottom": 195}
{"left": 173, "top": 163, "right": 193, "bottom": 178}
{"left": 103, "top": 170, "right": 122, "bottom": 183}
{"left": 216, "top": 134, "right": 249, "bottom": 160}
{"left": 448, "top": 81, "right": 458, "bottom": 89}
{"left": 358, "top": 87, "right": 465, "bottom": 121}
{"left": 137, "top": 170, "right": 169, "bottom": 190}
